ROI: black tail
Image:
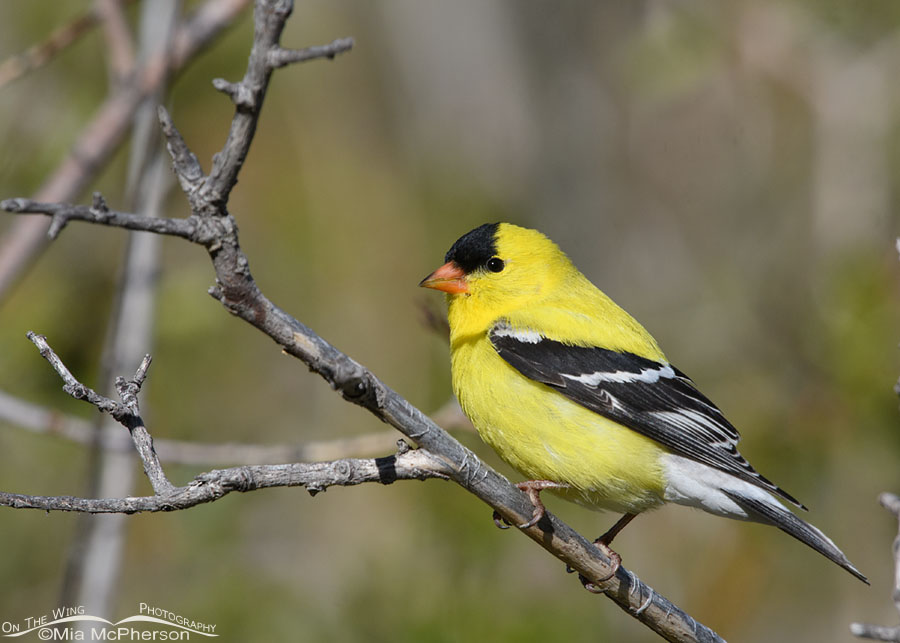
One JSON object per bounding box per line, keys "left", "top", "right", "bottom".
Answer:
{"left": 723, "top": 490, "right": 868, "bottom": 584}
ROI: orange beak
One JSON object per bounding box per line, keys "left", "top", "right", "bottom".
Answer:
{"left": 419, "top": 261, "right": 469, "bottom": 294}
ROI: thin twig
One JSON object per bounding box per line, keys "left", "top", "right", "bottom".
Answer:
{"left": 851, "top": 493, "right": 900, "bottom": 641}
{"left": 95, "top": 0, "right": 137, "bottom": 84}
{"left": 156, "top": 107, "right": 206, "bottom": 207}
{"left": 0, "top": 447, "right": 452, "bottom": 514}
{"left": 113, "top": 363, "right": 174, "bottom": 496}
{"left": 851, "top": 625, "right": 900, "bottom": 642}
{"left": 26, "top": 332, "right": 122, "bottom": 418}
{"left": 2, "top": 196, "right": 201, "bottom": 242}
{"left": 0, "top": 0, "right": 252, "bottom": 304}
{"left": 266, "top": 38, "right": 355, "bottom": 68}
{"left": 201, "top": 8, "right": 352, "bottom": 207}
{"left": 0, "top": 13, "right": 98, "bottom": 89}
{"left": 26, "top": 333, "right": 172, "bottom": 494}
{"left": 0, "top": 1, "right": 137, "bottom": 91}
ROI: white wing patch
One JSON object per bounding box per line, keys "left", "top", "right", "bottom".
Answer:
{"left": 562, "top": 364, "right": 676, "bottom": 386}
{"left": 491, "top": 323, "right": 543, "bottom": 344}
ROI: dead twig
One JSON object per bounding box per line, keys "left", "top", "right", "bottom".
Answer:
{"left": 0, "top": 1, "right": 138, "bottom": 91}
{"left": 0, "top": 0, "right": 253, "bottom": 304}
{"left": 27, "top": 333, "right": 172, "bottom": 495}
{"left": 851, "top": 493, "right": 900, "bottom": 641}
{"left": 95, "top": 0, "right": 137, "bottom": 85}
{"left": 0, "top": 448, "right": 451, "bottom": 514}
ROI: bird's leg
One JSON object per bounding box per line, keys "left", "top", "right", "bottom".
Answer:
{"left": 514, "top": 479, "right": 568, "bottom": 529}
{"left": 596, "top": 512, "right": 637, "bottom": 548}
{"left": 580, "top": 512, "right": 637, "bottom": 587}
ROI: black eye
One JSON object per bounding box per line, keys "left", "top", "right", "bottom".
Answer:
{"left": 486, "top": 257, "right": 505, "bottom": 272}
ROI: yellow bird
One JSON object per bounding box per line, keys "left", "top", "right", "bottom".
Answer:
{"left": 420, "top": 222, "right": 866, "bottom": 583}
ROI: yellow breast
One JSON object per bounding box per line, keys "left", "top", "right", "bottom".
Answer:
{"left": 451, "top": 334, "right": 668, "bottom": 515}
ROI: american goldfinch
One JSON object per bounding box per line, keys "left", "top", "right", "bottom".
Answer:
{"left": 420, "top": 222, "right": 866, "bottom": 583}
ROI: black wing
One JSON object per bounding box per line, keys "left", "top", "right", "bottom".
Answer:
{"left": 489, "top": 322, "right": 803, "bottom": 508}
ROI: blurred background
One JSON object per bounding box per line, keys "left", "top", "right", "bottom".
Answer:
{"left": 1, "top": 0, "right": 899, "bottom": 641}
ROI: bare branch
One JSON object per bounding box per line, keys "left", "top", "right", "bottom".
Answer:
{"left": 266, "top": 37, "right": 355, "bottom": 69}
{"left": 0, "top": 15, "right": 96, "bottom": 89}
{"left": 199, "top": 4, "right": 352, "bottom": 206}
{"left": 95, "top": 0, "right": 137, "bottom": 84}
{"left": 27, "top": 332, "right": 122, "bottom": 418}
{"left": 0, "top": 0, "right": 140, "bottom": 91}
{"left": 113, "top": 358, "right": 174, "bottom": 495}
{"left": 212, "top": 78, "right": 254, "bottom": 108}
{"left": 0, "top": 447, "right": 452, "bottom": 514}
{"left": 882, "top": 492, "right": 900, "bottom": 519}
{"left": 851, "top": 493, "right": 900, "bottom": 641}
{"left": 26, "top": 333, "right": 173, "bottom": 495}
{"left": 852, "top": 624, "right": 900, "bottom": 642}
{"left": 0, "top": 5, "right": 118, "bottom": 91}
{"left": 156, "top": 106, "right": 207, "bottom": 207}
{"left": 1, "top": 196, "right": 199, "bottom": 242}
{"left": 417, "top": 296, "right": 451, "bottom": 339}
{"left": 850, "top": 241, "right": 900, "bottom": 640}
{"left": 201, "top": 0, "right": 284, "bottom": 205}
{"left": 0, "top": 0, "right": 252, "bottom": 304}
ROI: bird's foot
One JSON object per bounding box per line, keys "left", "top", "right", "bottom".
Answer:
{"left": 591, "top": 539, "right": 622, "bottom": 582}
{"left": 492, "top": 510, "right": 510, "bottom": 530}
{"left": 578, "top": 513, "right": 638, "bottom": 589}
{"left": 515, "top": 480, "right": 568, "bottom": 529}
{"left": 575, "top": 541, "right": 621, "bottom": 592}
{"left": 578, "top": 573, "right": 608, "bottom": 593}
{"left": 567, "top": 542, "right": 621, "bottom": 590}
{"left": 491, "top": 480, "right": 568, "bottom": 530}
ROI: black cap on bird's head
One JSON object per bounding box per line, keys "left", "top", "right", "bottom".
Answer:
{"left": 443, "top": 222, "right": 499, "bottom": 273}
{"left": 419, "top": 222, "right": 502, "bottom": 294}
